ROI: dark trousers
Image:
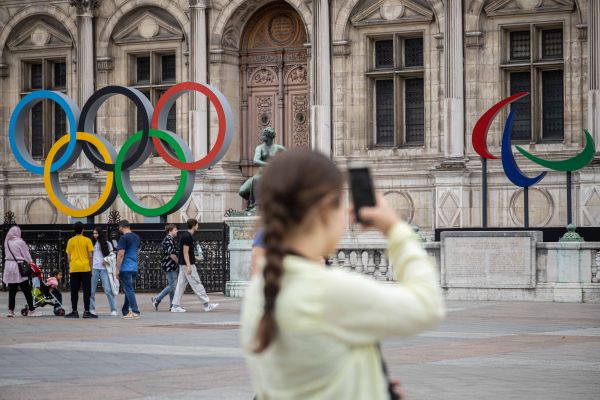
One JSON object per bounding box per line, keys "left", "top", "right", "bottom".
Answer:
{"left": 70, "top": 271, "right": 91, "bottom": 312}
{"left": 8, "top": 281, "right": 34, "bottom": 312}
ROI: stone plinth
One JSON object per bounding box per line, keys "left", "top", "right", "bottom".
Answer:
{"left": 224, "top": 215, "right": 260, "bottom": 298}
{"left": 441, "top": 231, "right": 541, "bottom": 289}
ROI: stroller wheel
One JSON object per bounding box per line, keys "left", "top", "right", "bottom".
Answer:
{"left": 21, "top": 308, "right": 28, "bottom": 317}
{"left": 54, "top": 308, "right": 65, "bottom": 316}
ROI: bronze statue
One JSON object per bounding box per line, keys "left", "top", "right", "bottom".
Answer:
{"left": 239, "top": 127, "right": 286, "bottom": 211}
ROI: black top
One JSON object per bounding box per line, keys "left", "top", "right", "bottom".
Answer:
{"left": 178, "top": 231, "right": 195, "bottom": 266}
{"left": 161, "top": 235, "right": 178, "bottom": 272}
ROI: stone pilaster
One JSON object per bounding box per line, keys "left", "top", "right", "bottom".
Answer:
{"left": 189, "top": 0, "right": 209, "bottom": 159}
{"left": 311, "top": 0, "right": 332, "bottom": 157}
{"left": 588, "top": 0, "right": 600, "bottom": 155}
{"left": 443, "top": 0, "right": 465, "bottom": 160}
{"left": 70, "top": 0, "right": 99, "bottom": 171}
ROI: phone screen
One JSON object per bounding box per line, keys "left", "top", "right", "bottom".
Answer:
{"left": 349, "top": 167, "right": 376, "bottom": 223}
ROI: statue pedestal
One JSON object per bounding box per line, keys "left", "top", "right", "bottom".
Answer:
{"left": 224, "top": 215, "right": 260, "bottom": 297}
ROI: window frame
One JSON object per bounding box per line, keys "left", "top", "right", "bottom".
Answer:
{"left": 128, "top": 50, "right": 178, "bottom": 136}
{"left": 20, "top": 57, "right": 69, "bottom": 160}
{"left": 501, "top": 22, "right": 565, "bottom": 143}
{"left": 367, "top": 32, "right": 426, "bottom": 148}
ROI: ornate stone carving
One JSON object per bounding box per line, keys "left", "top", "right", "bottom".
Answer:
{"left": 465, "top": 31, "right": 484, "bottom": 48}
{"left": 69, "top": 0, "right": 100, "bottom": 15}
{"left": 268, "top": 14, "right": 296, "bottom": 44}
{"left": 138, "top": 17, "right": 159, "bottom": 39}
{"left": 516, "top": 0, "right": 542, "bottom": 9}
{"left": 26, "top": 198, "right": 57, "bottom": 224}
{"left": 384, "top": 191, "right": 415, "bottom": 223}
{"left": 287, "top": 66, "right": 307, "bottom": 84}
{"left": 380, "top": 0, "right": 405, "bottom": 21}
{"left": 509, "top": 188, "right": 554, "bottom": 227}
{"left": 253, "top": 69, "right": 276, "bottom": 85}
{"left": 222, "top": 27, "right": 239, "bottom": 49}
{"left": 256, "top": 96, "right": 273, "bottom": 130}
{"left": 30, "top": 28, "right": 50, "bottom": 46}
{"left": 333, "top": 40, "right": 351, "bottom": 57}
{"left": 292, "top": 95, "right": 309, "bottom": 148}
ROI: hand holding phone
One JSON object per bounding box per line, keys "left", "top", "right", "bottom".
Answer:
{"left": 348, "top": 167, "right": 376, "bottom": 224}
{"left": 349, "top": 167, "right": 400, "bottom": 235}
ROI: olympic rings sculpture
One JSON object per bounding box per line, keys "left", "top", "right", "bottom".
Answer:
{"left": 8, "top": 82, "right": 234, "bottom": 218}
{"left": 472, "top": 92, "right": 595, "bottom": 188}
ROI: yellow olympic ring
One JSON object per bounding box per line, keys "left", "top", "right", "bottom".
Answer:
{"left": 44, "top": 132, "right": 115, "bottom": 218}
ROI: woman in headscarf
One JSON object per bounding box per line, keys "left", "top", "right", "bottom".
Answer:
{"left": 3, "top": 226, "right": 37, "bottom": 317}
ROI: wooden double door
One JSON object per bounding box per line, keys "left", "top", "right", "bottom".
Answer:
{"left": 240, "top": 3, "right": 309, "bottom": 176}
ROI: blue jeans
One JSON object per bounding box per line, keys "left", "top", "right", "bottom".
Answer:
{"left": 90, "top": 269, "right": 117, "bottom": 313}
{"left": 155, "top": 270, "right": 178, "bottom": 307}
{"left": 120, "top": 271, "right": 139, "bottom": 315}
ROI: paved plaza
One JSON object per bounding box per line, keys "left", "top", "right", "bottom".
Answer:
{"left": 0, "top": 292, "right": 598, "bottom": 400}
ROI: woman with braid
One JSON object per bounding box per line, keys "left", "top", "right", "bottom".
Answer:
{"left": 241, "top": 149, "right": 445, "bottom": 400}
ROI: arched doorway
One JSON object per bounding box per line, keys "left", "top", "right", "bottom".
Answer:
{"left": 240, "top": 2, "right": 309, "bottom": 176}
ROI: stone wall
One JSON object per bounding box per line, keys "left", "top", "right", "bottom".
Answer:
{"left": 0, "top": 0, "right": 598, "bottom": 231}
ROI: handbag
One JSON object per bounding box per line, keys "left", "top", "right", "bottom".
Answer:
{"left": 6, "top": 241, "right": 32, "bottom": 278}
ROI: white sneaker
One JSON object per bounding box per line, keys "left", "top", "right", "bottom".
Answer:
{"left": 204, "top": 303, "right": 219, "bottom": 312}
{"left": 170, "top": 306, "right": 186, "bottom": 313}
{"left": 27, "top": 310, "right": 42, "bottom": 317}
{"left": 110, "top": 311, "right": 117, "bottom": 316}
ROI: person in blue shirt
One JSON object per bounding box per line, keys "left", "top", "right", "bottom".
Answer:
{"left": 116, "top": 220, "right": 141, "bottom": 319}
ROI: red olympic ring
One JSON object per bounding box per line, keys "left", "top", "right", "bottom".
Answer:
{"left": 151, "top": 82, "right": 233, "bottom": 171}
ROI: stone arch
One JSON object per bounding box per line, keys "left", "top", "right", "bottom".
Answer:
{"left": 97, "top": 0, "right": 190, "bottom": 59}
{"left": 0, "top": 5, "right": 78, "bottom": 61}
{"left": 25, "top": 198, "right": 57, "bottom": 224}
{"left": 465, "top": 0, "right": 585, "bottom": 33}
{"left": 334, "top": 0, "right": 444, "bottom": 42}
{"left": 212, "top": 0, "right": 312, "bottom": 50}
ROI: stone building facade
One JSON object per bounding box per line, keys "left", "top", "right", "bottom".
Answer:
{"left": 0, "top": 0, "right": 598, "bottom": 235}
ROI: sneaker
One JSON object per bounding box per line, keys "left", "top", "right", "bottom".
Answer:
{"left": 122, "top": 311, "right": 140, "bottom": 320}
{"left": 151, "top": 296, "right": 159, "bottom": 311}
{"left": 170, "top": 306, "right": 186, "bottom": 313}
{"left": 6, "top": 310, "right": 14, "bottom": 317}
{"left": 27, "top": 310, "right": 42, "bottom": 317}
{"left": 82, "top": 311, "right": 98, "bottom": 319}
{"left": 110, "top": 311, "right": 118, "bottom": 316}
{"left": 64, "top": 311, "right": 79, "bottom": 319}
{"left": 204, "top": 303, "right": 219, "bottom": 312}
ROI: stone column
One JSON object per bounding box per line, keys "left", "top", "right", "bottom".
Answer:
{"left": 189, "top": 0, "right": 208, "bottom": 159}
{"left": 311, "top": 0, "right": 332, "bottom": 157}
{"left": 71, "top": 0, "right": 99, "bottom": 170}
{"left": 443, "top": 0, "right": 465, "bottom": 160}
{"left": 589, "top": 0, "right": 600, "bottom": 155}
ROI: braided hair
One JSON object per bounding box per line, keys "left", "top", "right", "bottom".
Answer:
{"left": 253, "top": 149, "right": 343, "bottom": 353}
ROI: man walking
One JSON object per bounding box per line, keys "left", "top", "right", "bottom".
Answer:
{"left": 171, "top": 219, "right": 218, "bottom": 313}
{"left": 152, "top": 224, "right": 179, "bottom": 311}
{"left": 116, "top": 220, "right": 141, "bottom": 319}
{"left": 65, "top": 222, "right": 96, "bottom": 319}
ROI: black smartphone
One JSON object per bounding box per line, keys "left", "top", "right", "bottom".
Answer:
{"left": 348, "top": 167, "right": 376, "bottom": 223}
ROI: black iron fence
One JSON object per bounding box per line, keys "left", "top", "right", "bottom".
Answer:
{"left": 1, "top": 223, "right": 230, "bottom": 293}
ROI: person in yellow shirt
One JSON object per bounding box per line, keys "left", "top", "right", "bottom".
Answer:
{"left": 64, "top": 222, "right": 95, "bottom": 319}
{"left": 241, "top": 150, "right": 445, "bottom": 400}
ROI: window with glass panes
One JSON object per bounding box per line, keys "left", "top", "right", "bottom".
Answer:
{"left": 503, "top": 26, "right": 564, "bottom": 141}
{"left": 20, "top": 58, "right": 67, "bottom": 159}
{"left": 131, "top": 53, "right": 177, "bottom": 136}
{"left": 369, "top": 35, "right": 425, "bottom": 146}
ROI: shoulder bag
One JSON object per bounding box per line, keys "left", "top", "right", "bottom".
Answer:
{"left": 6, "top": 241, "right": 32, "bottom": 278}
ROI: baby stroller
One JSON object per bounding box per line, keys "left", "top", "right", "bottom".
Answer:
{"left": 20, "top": 264, "right": 65, "bottom": 317}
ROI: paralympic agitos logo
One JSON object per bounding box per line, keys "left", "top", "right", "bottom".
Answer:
{"left": 8, "top": 82, "right": 234, "bottom": 219}
{"left": 472, "top": 92, "right": 595, "bottom": 188}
